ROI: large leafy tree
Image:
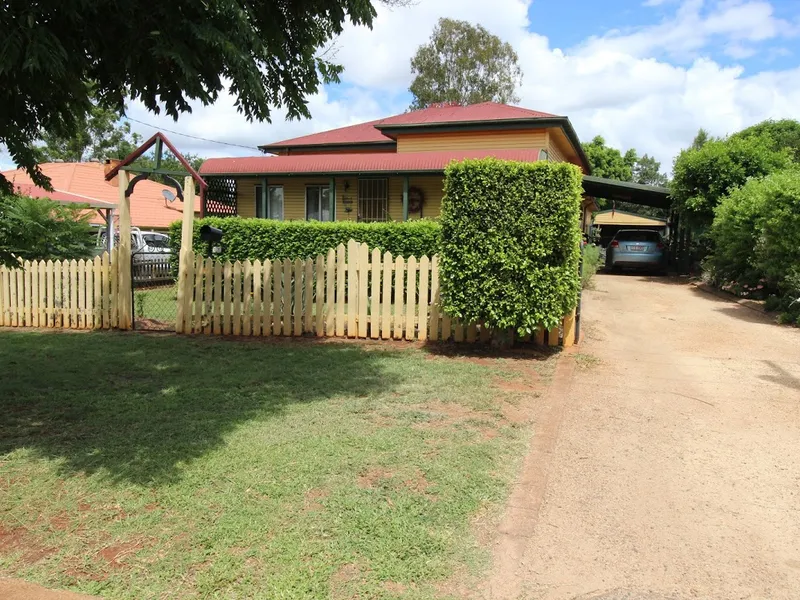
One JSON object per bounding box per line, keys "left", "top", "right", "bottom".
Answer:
{"left": 732, "top": 119, "right": 800, "bottom": 163}
{"left": 633, "top": 154, "right": 669, "bottom": 187}
{"left": 409, "top": 18, "right": 522, "bottom": 110}
{"left": 582, "top": 136, "right": 670, "bottom": 217}
{"left": 37, "top": 103, "right": 142, "bottom": 163}
{"left": 582, "top": 136, "right": 637, "bottom": 181}
{"left": 0, "top": 0, "right": 385, "bottom": 193}
{"left": 671, "top": 134, "right": 791, "bottom": 228}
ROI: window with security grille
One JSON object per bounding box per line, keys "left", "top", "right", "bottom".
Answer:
{"left": 358, "top": 179, "right": 388, "bottom": 222}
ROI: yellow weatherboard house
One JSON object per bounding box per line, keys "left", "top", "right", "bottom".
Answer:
{"left": 199, "top": 102, "right": 598, "bottom": 229}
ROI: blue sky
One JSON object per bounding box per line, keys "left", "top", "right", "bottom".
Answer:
{"left": 3, "top": 0, "right": 800, "bottom": 174}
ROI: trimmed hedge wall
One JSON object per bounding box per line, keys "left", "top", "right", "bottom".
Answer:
{"left": 440, "top": 159, "right": 583, "bottom": 334}
{"left": 169, "top": 218, "right": 442, "bottom": 270}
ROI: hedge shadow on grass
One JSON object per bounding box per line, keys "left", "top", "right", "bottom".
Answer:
{"left": 0, "top": 331, "right": 400, "bottom": 485}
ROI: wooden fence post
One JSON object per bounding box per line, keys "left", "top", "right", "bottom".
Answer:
{"left": 116, "top": 170, "right": 132, "bottom": 329}
{"left": 175, "top": 176, "right": 196, "bottom": 333}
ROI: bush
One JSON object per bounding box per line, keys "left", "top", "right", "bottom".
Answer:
{"left": 581, "top": 244, "right": 601, "bottom": 289}
{"left": 671, "top": 134, "right": 791, "bottom": 228}
{"left": 169, "top": 217, "right": 442, "bottom": 270}
{"left": 709, "top": 169, "right": 800, "bottom": 323}
{"left": 0, "top": 193, "right": 95, "bottom": 267}
{"left": 439, "top": 159, "right": 582, "bottom": 335}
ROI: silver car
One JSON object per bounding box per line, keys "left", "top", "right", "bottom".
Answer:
{"left": 605, "top": 229, "right": 667, "bottom": 273}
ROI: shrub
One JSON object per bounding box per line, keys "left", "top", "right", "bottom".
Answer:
{"left": 439, "top": 159, "right": 582, "bottom": 336}
{"left": 709, "top": 169, "right": 800, "bottom": 323}
{"left": 581, "top": 244, "right": 601, "bottom": 289}
{"left": 0, "top": 193, "right": 95, "bottom": 267}
{"left": 707, "top": 177, "right": 770, "bottom": 289}
{"left": 169, "top": 217, "right": 441, "bottom": 271}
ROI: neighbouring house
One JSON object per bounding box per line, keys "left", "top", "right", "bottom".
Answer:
{"left": 1, "top": 161, "right": 198, "bottom": 231}
{"left": 199, "top": 102, "right": 600, "bottom": 231}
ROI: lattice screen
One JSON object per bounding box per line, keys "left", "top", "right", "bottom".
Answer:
{"left": 204, "top": 177, "right": 238, "bottom": 217}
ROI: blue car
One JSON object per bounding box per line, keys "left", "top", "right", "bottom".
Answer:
{"left": 605, "top": 229, "right": 667, "bottom": 273}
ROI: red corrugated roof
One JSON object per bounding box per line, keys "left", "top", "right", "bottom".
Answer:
{"left": 200, "top": 149, "right": 542, "bottom": 175}
{"left": 1, "top": 163, "right": 198, "bottom": 229}
{"left": 263, "top": 102, "right": 558, "bottom": 149}
{"left": 378, "top": 102, "right": 557, "bottom": 126}
{"left": 264, "top": 118, "right": 391, "bottom": 148}
{"left": 12, "top": 183, "right": 116, "bottom": 209}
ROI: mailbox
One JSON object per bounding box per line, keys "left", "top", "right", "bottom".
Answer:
{"left": 199, "top": 225, "right": 223, "bottom": 243}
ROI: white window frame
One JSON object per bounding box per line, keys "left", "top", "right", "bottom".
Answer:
{"left": 255, "top": 184, "right": 284, "bottom": 220}
{"left": 538, "top": 148, "right": 550, "bottom": 161}
{"left": 305, "top": 184, "right": 333, "bottom": 222}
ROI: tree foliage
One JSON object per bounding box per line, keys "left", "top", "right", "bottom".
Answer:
{"left": 732, "top": 119, "right": 800, "bottom": 163}
{"left": 0, "top": 193, "right": 95, "bottom": 267}
{"left": 0, "top": 0, "right": 380, "bottom": 193}
{"left": 671, "top": 135, "right": 791, "bottom": 228}
{"left": 691, "top": 128, "right": 712, "bottom": 150}
{"left": 440, "top": 159, "right": 582, "bottom": 337}
{"left": 582, "top": 136, "right": 668, "bottom": 217}
{"left": 582, "top": 136, "right": 637, "bottom": 181}
{"left": 409, "top": 18, "right": 522, "bottom": 110}
{"left": 37, "top": 103, "right": 142, "bottom": 164}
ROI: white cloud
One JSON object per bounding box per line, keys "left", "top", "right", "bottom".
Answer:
{"left": 6, "top": 0, "right": 800, "bottom": 177}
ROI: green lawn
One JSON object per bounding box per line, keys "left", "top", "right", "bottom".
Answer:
{"left": 0, "top": 331, "right": 553, "bottom": 599}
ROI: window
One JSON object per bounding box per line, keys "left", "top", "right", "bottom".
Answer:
{"left": 255, "top": 185, "right": 284, "bottom": 220}
{"left": 358, "top": 178, "right": 388, "bottom": 222}
{"left": 538, "top": 149, "right": 550, "bottom": 161}
{"left": 306, "top": 185, "right": 332, "bottom": 221}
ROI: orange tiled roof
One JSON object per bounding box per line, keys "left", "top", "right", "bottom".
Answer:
{"left": 1, "top": 162, "right": 198, "bottom": 229}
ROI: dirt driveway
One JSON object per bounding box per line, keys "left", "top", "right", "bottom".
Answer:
{"left": 487, "top": 273, "right": 800, "bottom": 600}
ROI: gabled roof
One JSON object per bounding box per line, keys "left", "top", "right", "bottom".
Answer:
{"left": 259, "top": 102, "right": 560, "bottom": 152}
{"left": 1, "top": 163, "right": 198, "bottom": 229}
{"left": 201, "top": 149, "right": 543, "bottom": 176}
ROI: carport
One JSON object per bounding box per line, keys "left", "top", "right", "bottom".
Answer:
{"left": 591, "top": 210, "right": 668, "bottom": 248}
{"left": 581, "top": 175, "right": 689, "bottom": 271}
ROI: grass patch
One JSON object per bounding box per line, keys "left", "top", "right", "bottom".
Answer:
{"left": 0, "top": 331, "right": 551, "bottom": 598}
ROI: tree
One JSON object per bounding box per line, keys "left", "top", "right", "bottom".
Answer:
{"left": 691, "top": 128, "right": 712, "bottom": 150}
{"left": 632, "top": 154, "right": 669, "bottom": 187}
{"left": 671, "top": 134, "right": 791, "bottom": 228}
{"left": 0, "top": 0, "right": 382, "bottom": 193}
{"left": 409, "top": 18, "right": 522, "bottom": 110}
{"left": 0, "top": 193, "right": 95, "bottom": 267}
{"left": 732, "top": 119, "right": 800, "bottom": 163}
{"left": 582, "top": 136, "right": 637, "bottom": 181}
{"left": 37, "top": 103, "right": 142, "bottom": 163}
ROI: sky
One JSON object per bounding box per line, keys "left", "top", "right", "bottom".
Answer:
{"left": 4, "top": 0, "right": 800, "bottom": 175}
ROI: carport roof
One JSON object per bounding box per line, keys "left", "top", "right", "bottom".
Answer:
{"left": 582, "top": 175, "right": 671, "bottom": 209}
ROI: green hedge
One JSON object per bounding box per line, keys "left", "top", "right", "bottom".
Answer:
{"left": 169, "top": 218, "right": 442, "bottom": 271}
{"left": 709, "top": 169, "right": 800, "bottom": 324}
{"left": 440, "top": 159, "right": 583, "bottom": 335}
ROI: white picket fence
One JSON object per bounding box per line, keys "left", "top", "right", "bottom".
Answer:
{"left": 176, "top": 240, "right": 576, "bottom": 345}
{"left": 0, "top": 250, "right": 121, "bottom": 329}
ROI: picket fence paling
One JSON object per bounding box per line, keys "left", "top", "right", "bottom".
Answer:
{"left": 176, "top": 240, "right": 573, "bottom": 345}
{"left": 0, "top": 253, "right": 118, "bottom": 330}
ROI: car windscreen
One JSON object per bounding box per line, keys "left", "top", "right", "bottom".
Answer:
{"left": 143, "top": 235, "right": 170, "bottom": 249}
{"left": 615, "top": 231, "right": 661, "bottom": 242}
